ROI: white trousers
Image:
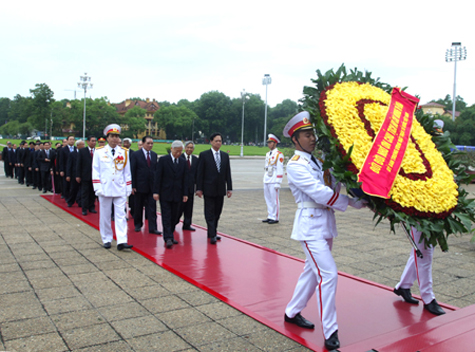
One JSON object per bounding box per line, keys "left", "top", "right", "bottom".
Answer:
{"left": 285, "top": 239, "right": 338, "bottom": 339}
{"left": 264, "top": 183, "right": 280, "bottom": 221}
{"left": 98, "top": 195, "right": 128, "bottom": 245}
{"left": 395, "top": 227, "right": 435, "bottom": 304}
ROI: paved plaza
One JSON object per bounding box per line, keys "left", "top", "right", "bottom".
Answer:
{"left": 1, "top": 158, "right": 475, "bottom": 351}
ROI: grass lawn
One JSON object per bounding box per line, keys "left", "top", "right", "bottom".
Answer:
{"left": 1, "top": 139, "right": 290, "bottom": 157}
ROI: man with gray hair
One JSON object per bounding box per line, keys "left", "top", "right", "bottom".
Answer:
{"left": 177, "top": 140, "right": 199, "bottom": 231}
{"left": 153, "top": 140, "right": 189, "bottom": 248}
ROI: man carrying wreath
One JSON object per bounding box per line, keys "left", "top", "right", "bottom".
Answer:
{"left": 92, "top": 124, "right": 133, "bottom": 251}
{"left": 282, "top": 111, "right": 367, "bottom": 351}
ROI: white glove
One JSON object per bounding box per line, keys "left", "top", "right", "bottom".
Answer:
{"left": 126, "top": 191, "right": 131, "bottom": 197}
{"left": 95, "top": 190, "right": 103, "bottom": 197}
{"left": 275, "top": 184, "right": 281, "bottom": 189}
{"left": 348, "top": 197, "right": 367, "bottom": 209}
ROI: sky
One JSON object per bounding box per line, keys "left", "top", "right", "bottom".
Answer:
{"left": 1, "top": 0, "right": 474, "bottom": 108}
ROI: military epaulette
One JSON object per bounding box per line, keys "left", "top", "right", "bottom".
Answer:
{"left": 96, "top": 146, "right": 105, "bottom": 149}
{"left": 120, "top": 146, "right": 129, "bottom": 151}
{"left": 290, "top": 155, "right": 300, "bottom": 161}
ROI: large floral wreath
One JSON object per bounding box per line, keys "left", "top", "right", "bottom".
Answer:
{"left": 301, "top": 65, "right": 475, "bottom": 251}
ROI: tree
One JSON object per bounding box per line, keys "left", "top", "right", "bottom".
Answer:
{"left": 121, "top": 106, "right": 147, "bottom": 138}
{"left": 193, "top": 91, "right": 233, "bottom": 140}
{"left": 0, "top": 97, "right": 11, "bottom": 125}
{"left": 154, "top": 105, "right": 198, "bottom": 140}
{"left": 8, "top": 95, "right": 33, "bottom": 124}
{"left": 29, "top": 83, "right": 54, "bottom": 131}
{"left": 434, "top": 94, "right": 467, "bottom": 113}
{"left": 68, "top": 98, "right": 121, "bottom": 137}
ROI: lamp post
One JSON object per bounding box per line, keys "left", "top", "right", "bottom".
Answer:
{"left": 445, "top": 42, "right": 467, "bottom": 121}
{"left": 78, "top": 73, "right": 93, "bottom": 139}
{"left": 240, "top": 90, "right": 250, "bottom": 157}
{"left": 262, "top": 74, "right": 271, "bottom": 146}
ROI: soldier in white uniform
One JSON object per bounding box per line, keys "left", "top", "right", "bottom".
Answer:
{"left": 262, "top": 134, "right": 284, "bottom": 224}
{"left": 282, "top": 112, "right": 366, "bottom": 351}
{"left": 92, "top": 124, "right": 133, "bottom": 251}
{"left": 393, "top": 226, "right": 445, "bottom": 315}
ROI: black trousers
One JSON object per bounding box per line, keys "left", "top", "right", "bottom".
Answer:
{"left": 62, "top": 177, "right": 71, "bottom": 199}
{"left": 41, "top": 171, "right": 52, "bottom": 191}
{"left": 178, "top": 194, "right": 194, "bottom": 228}
{"left": 81, "top": 180, "right": 95, "bottom": 212}
{"left": 204, "top": 195, "right": 224, "bottom": 238}
{"left": 18, "top": 166, "right": 25, "bottom": 184}
{"left": 26, "top": 168, "right": 33, "bottom": 186}
{"left": 54, "top": 173, "right": 62, "bottom": 194}
{"left": 159, "top": 199, "right": 180, "bottom": 241}
{"left": 134, "top": 192, "right": 157, "bottom": 231}
{"left": 67, "top": 178, "right": 81, "bottom": 206}
{"left": 34, "top": 169, "right": 42, "bottom": 189}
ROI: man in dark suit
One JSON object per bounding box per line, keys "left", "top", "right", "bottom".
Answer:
{"left": 196, "top": 132, "right": 233, "bottom": 244}
{"left": 59, "top": 135, "right": 76, "bottom": 200}
{"left": 17, "top": 141, "right": 27, "bottom": 185}
{"left": 37, "top": 141, "right": 54, "bottom": 193}
{"left": 131, "top": 135, "right": 160, "bottom": 234}
{"left": 76, "top": 136, "right": 97, "bottom": 215}
{"left": 24, "top": 142, "right": 35, "bottom": 187}
{"left": 178, "top": 141, "right": 199, "bottom": 231}
{"left": 9, "top": 144, "right": 17, "bottom": 179}
{"left": 33, "top": 142, "right": 43, "bottom": 191}
{"left": 2, "top": 142, "right": 12, "bottom": 178}
{"left": 153, "top": 140, "right": 188, "bottom": 248}
{"left": 66, "top": 140, "right": 84, "bottom": 207}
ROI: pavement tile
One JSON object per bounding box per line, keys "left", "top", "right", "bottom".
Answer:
{"left": 0, "top": 278, "right": 32, "bottom": 295}
{"left": 98, "top": 301, "right": 150, "bottom": 322}
{"left": 42, "top": 296, "right": 93, "bottom": 315}
{"left": 160, "top": 279, "right": 201, "bottom": 294}
{"left": 60, "top": 263, "right": 101, "bottom": 275}
{"left": 1, "top": 316, "right": 57, "bottom": 341}
{"left": 29, "top": 275, "right": 72, "bottom": 290}
{"left": 68, "top": 271, "right": 109, "bottom": 284}
{"left": 127, "top": 330, "right": 192, "bottom": 351}
{"left": 15, "top": 252, "right": 53, "bottom": 263}
{"left": 37, "top": 284, "right": 82, "bottom": 301}
{"left": 0, "top": 271, "right": 27, "bottom": 283}
{"left": 51, "top": 309, "right": 106, "bottom": 331}
{"left": 110, "top": 315, "right": 168, "bottom": 339}
{"left": 72, "top": 340, "right": 135, "bottom": 352}
{"left": 245, "top": 328, "right": 301, "bottom": 351}
{"left": 197, "top": 336, "right": 264, "bottom": 351}
{"left": 74, "top": 279, "right": 120, "bottom": 294}
{"left": 53, "top": 256, "right": 91, "bottom": 267}
{"left": 175, "top": 320, "right": 237, "bottom": 347}
{"left": 61, "top": 323, "right": 121, "bottom": 350}
{"left": 19, "top": 259, "right": 58, "bottom": 271}
{"left": 177, "top": 290, "right": 219, "bottom": 307}
{"left": 0, "top": 262, "right": 22, "bottom": 273}
{"left": 24, "top": 266, "right": 65, "bottom": 280}
{"left": 196, "top": 301, "right": 242, "bottom": 321}
{"left": 82, "top": 290, "right": 134, "bottom": 308}
{"left": 124, "top": 284, "right": 170, "bottom": 301}
{"left": 157, "top": 307, "right": 212, "bottom": 329}
{"left": 5, "top": 332, "right": 68, "bottom": 352}
{"left": 141, "top": 295, "right": 190, "bottom": 314}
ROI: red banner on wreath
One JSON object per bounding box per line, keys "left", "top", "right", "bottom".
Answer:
{"left": 358, "top": 88, "right": 419, "bottom": 198}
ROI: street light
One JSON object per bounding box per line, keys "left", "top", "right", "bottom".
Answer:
{"left": 445, "top": 42, "right": 467, "bottom": 121}
{"left": 262, "top": 74, "right": 271, "bottom": 146}
{"left": 78, "top": 73, "right": 93, "bottom": 139}
{"left": 240, "top": 90, "right": 250, "bottom": 157}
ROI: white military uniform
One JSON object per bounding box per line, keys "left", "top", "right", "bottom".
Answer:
{"left": 92, "top": 145, "right": 132, "bottom": 245}
{"left": 285, "top": 150, "right": 354, "bottom": 340}
{"left": 395, "top": 227, "right": 435, "bottom": 304}
{"left": 263, "top": 148, "right": 284, "bottom": 221}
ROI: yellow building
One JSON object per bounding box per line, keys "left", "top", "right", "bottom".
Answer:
{"left": 114, "top": 98, "right": 166, "bottom": 139}
{"left": 420, "top": 102, "right": 460, "bottom": 120}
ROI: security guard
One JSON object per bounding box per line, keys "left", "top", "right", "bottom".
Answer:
{"left": 92, "top": 124, "right": 133, "bottom": 250}
{"left": 262, "top": 134, "right": 284, "bottom": 224}
{"left": 282, "top": 111, "right": 366, "bottom": 351}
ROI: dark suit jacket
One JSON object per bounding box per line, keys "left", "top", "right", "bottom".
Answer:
{"left": 37, "top": 149, "right": 54, "bottom": 172}
{"left": 8, "top": 148, "right": 16, "bottom": 164}
{"left": 1, "top": 147, "right": 9, "bottom": 163}
{"left": 24, "top": 148, "right": 34, "bottom": 168}
{"left": 196, "top": 149, "right": 232, "bottom": 197}
{"left": 180, "top": 154, "right": 199, "bottom": 196}
{"left": 76, "top": 147, "right": 94, "bottom": 181}
{"left": 66, "top": 150, "right": 78, "bottom": 178}
{"left": 131, "top": 149, "right": 158, "bottom": 194}
{"left": 153, "top": 154, "right": 188, "bottom": 202}
{"left": 59, "top": 146, "right": 76, "bottom": 173}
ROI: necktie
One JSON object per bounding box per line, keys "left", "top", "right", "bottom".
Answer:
{"left": 187, "top": 155, "right": 191, "bottom": 169}
{"left": 46, "top": 150, "right": 49, "bottom": 158}
{"left": 147, "top": 152, "right": 151, "bottom": 167}
{"left": 311, "top": 155, "right": 320, "bottom": 170}
{"left": 111, "top": 148, "right": 115, "bottom": 156}
{"left": 215, "top": 151, "right": 221, "bottom": 172}
{"left": 90, "top": 149, "right": 93, "bottom": 158}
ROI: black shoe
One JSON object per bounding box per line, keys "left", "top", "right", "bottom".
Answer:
{"left": 284, "top": 313, "right": 314, "bottom": 329}
{"left": 82, "top": 211, "right": 87, "bottom": 216}
{"left": 67, "top": 203, "right": 73, "bottom": 207}
{"left": 111, "top": 216, "right": 115, "bottom": 221}
{"left": 103, "top": 242, "right": 111, "bottom": 249}
{"left": 117, "top": 243, "right": 133, "bottom": 251}
{"left": 183, "top": 226, "right": 196, "bottom": 231}
{"left": 172, "top": 239, "right": 178, "bottom": 244}
{"left": 262, "top": 219, "right": 270, "bottom": 222}
{"left": 32, "top": 187, "right": 37, "bottom": 190}
{"left": 424, "top": 299, "right": 445, "bottom": 316}
{"left": 210, "top": 237, "right": 218, "bottom": 244}
{"left": 268, "top": 220, "right": 279, "bottom": 224}
{"left": 89, "top": 209, "right": 97, "bottom": 214}
{"left": 61, "top": 195, "right": 64, "bottom": 199}
{"left": 43, "top": 190, "right": 47, "bottom": 193}
{"left": 216, "top": 235, "right": 221, "bottom": 240}
{"left": 134, "top": 227, "right": 142, "bottom": 232}
{"left": 166, "top": 239, "right": 173, "bottom": 248}
{"left": 394, "top": 287, "right": 419, "bottom": 304}
{"left": 324, "top": 330, "right": 340, "bottom": 351}
{"left": 149, "top": 230, "right": 162, "bottom": 235}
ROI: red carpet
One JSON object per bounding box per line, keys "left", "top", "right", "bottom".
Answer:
{"left": 43, "top": 194, "right": 475, "bottom": 351}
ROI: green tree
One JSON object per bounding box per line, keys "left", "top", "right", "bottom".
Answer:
{"left": 434, "top": 94, "right": 467, "bottom": 113}
{"left": 8, "top": 95, "right": 33, "bottom": 124}
{"left": 0, "top": 120, "right": 20, "bottom": 136}
{"left": 29, "top": 83, "right": 54, "bottom": 131}
{"left": 154, "top": 105, "right": 198, "bottom": 140}
{"left": 69, "top": 98, "right": 121, "bottom": 137}
{"left": 193, "top": 91, "right": 232, "bottom": 140}
{"left": 121, "top": 106, "right": 147, "bottom": 138}
{"left": 0, "top": 97, "right": 11, "bottom": 125}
